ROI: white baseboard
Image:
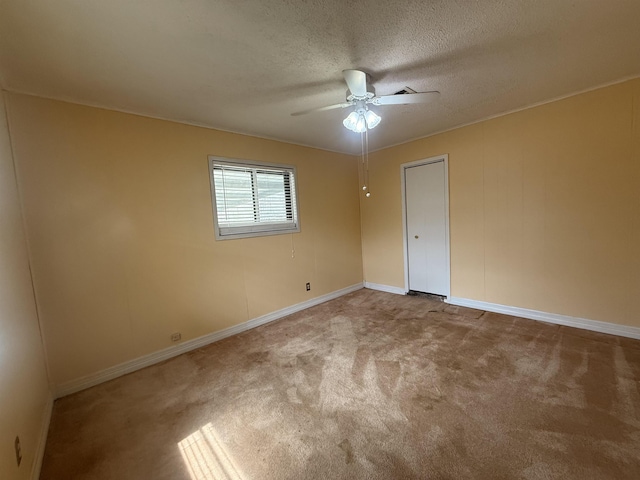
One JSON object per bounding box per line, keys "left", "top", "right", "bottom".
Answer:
{"left": 447, "top": 297, "right": 640, "bottom": 340}
{"left": 364, "top": 282, "right": 407, "bottom": 295}
{"left": 54, "top": 283, "right": 364, "bottom": 398}
{"left": 31, "top": 392, "right": 53, "bottom": 480}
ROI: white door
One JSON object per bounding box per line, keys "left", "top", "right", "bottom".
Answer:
{"left": 405, "top": 160, "right": 448, "bottom": 296}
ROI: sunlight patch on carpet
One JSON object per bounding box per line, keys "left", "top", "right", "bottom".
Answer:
{"left": 179, "top": 423, "right": 243, "bottom": 480}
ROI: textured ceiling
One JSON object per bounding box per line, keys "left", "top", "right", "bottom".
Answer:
{"left": 1, "top": 0, "right": 639, "bottom": 154}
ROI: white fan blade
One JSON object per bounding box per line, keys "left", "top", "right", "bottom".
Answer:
{"left": 343, "top": 69, "right": 368, "bottom": 97}
{"left": 291, "top": 103, "right": 351, "bottom": 116}
{"left": 372, "top": 91, "right": 440, "bottom": 105}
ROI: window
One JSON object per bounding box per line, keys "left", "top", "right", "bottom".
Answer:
{"left": 208, "top": 157, "right": 300, "bottom": 240}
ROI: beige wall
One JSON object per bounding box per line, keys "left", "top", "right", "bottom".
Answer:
{"left": 0, "top": 93, "right": 50, "bottom": 479}
{"left": 5, "top": 76, "right": 638, "bottom": 402}
{"left": 361, "top": 78, "right": 640, "bottom": 328}
{"left": 5, "top": 93, "right": 363, "bottom": 388}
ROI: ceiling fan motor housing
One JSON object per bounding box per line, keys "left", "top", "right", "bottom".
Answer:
{"left": 347, "top": 85, "right": 375, "bottom": 102}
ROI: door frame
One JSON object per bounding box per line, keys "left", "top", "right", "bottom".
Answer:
{"left": 400, "top": 154, "right": 451, "bottom": 297}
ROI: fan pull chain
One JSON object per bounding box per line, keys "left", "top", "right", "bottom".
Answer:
{"left": 360, "top": 131, "right": 367, "bottom": 193}
{"left": 364, "top": 129, "right": 371, "bottom": 197}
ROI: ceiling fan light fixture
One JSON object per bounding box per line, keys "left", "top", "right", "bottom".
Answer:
{"left": 343, "top": 109, "right": 381, "bottom": 133}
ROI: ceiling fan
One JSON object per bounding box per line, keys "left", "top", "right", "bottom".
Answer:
{"left": 291, "top": 69, "right": 440, "bottom": 132}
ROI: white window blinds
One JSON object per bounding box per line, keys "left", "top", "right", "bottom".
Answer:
{"left": 209, "top": 158, "right": 299, "bottom": 239}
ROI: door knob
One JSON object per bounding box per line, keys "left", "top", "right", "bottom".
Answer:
{"left": 414, "top": 235, "right": 419, "bottom": 239}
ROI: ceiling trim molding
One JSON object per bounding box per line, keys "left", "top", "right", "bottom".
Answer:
{"left": 368, "top": 73, "right": 640, "bottom": 154}
{"left": 4, "top": 72, "right": 640, "bottom": 158}
{"left": 0, "top": 87, "right": 355, "bottom": 156}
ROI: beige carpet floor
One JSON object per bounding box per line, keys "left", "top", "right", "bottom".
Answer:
{"left": 40, "top": 289, "right": 640, "bottom": 479}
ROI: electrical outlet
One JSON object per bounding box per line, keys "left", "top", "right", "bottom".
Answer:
{"left": 306, "top": 282, "right": 311, "bottom": 291}
{"left": 15, "top": 436, "right": 22, "bottom": 467}
{"left": 171, "top": 332, "right": 181, "bottom": 342}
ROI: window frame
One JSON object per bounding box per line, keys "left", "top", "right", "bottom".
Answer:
{"left": 208, "top": 156, "right": 301, "bottom": 240}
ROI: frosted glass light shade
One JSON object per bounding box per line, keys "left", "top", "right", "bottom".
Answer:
{"left": 364, "top": 110, "right": 381, "bottom": 129}
{"left": 343, "top": 111, "right": 360, "bottom": 131}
